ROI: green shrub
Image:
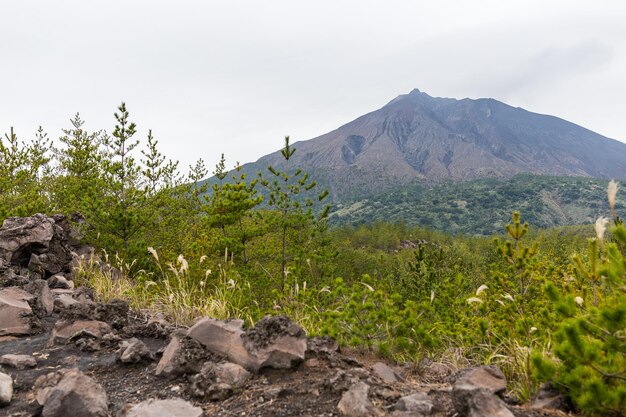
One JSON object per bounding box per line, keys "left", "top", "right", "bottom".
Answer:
{"left": 533, "top": 225, "right": 626, "bottom": 416}
{"left": 320, "top": 275, "right": 436, "bottom": 361}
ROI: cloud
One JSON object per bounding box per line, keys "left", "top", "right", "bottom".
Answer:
{"left": 493, "top": 41, "right": 614, "bottom": 99}
{"left": 0, "top": 1, "right": 625, "bottom": 169}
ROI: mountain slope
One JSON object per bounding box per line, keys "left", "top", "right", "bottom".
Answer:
{"left": 330, "top": 174, "right": 622, "bottom": 235}
{"left": 234, "top": 89, "right": 626, "bottom": 200}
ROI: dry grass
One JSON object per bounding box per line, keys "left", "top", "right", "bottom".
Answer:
{"left": 74, "top": 248, "right": 254, "bottom": 326}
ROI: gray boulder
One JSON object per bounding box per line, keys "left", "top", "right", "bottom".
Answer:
{"left": 0, "top": 353, "right": 37, "bottom": 369}
{"left": 0, "top": 372, "right": 12, "bottom": 406}
{"left": 34, "top": 368, "right": 108, "bottom": 417}
{"left": 117, "top": 338, "right": 154, "bottom": 363}
{"left": 0, "top": 268, "right": 30, "bottom": 286}
{"left": 337, "top": 381, "right": 383, "bottom": 417}
{"left": 24, "top": 279, "right": 54, "bottom": 317}
{"left": 0, "top": 214, "right": 54, "bottom": 266}
{"left": 155, "top": 332, "right": 185, "bottom": 377}
{"left": 48, "top": 319, "right": 112, "bottom": 346}
{"left": 156, "top": 331, "right": 216, "bottom": 377}
{"left": 122, "top": 398, "right": 204, "bottom": 417}
{"left": 189, "top": 361, "right": 251, "bottom": 400}
{"left": 452, "top": 385, "right": 514, "bottom": 417}
{"left": 371, "top": 362, "right": 399, "bottom": 383}
{"left": 307, "top": 335, "right": 340, "bottom": 355}
{"left": 394, "top": 392, "right": 433, "bottom": 415}
{"left": 48, "top": 274, "right": 73, "bottom": 290}
{"left": 0, "top": 287, "right": 34, "bottom": 336}
{"left": 454, "top": 366, "right": 507, "bottom": 394}
{"left": 243, "top": 315, "right": 307, "bottom": 371}
{"left": 187, "top": 318, "right": 252, "bottom": 369}
{"left": 187, "top": 315, "right": 307, "bottom": 372}
{"left": 215, "top": 362, "right": 251, "bottom": 386}
{"left": 53, "top": 291, "right": 78, "bottom": 310}
{"left": 452, "top": 366, "right": 513, "bottom": 417}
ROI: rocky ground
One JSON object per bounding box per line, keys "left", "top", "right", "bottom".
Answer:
{"left": 0, "top": 214, "right": 577, "bottom": 417}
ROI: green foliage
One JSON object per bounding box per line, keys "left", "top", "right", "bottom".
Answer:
{"left": 332, "top": 175, "right": 623, "bottom": 235}
{"left": 492, "top": 211, "right": 541, "bottom": 308}
{"left": 0, "top": 126, "right": 51, "bottom": 219}
{"left": 534, "top": 226, "right": 626, "bottom": 416}
{"left": 95, "top": 102, "right": 143, "bottom": 252}
{"left": 259, "top": 136, "right": 330, "bottom": 290}
{"left": 203, "top": 156, "right": 264, "bottom": 263}
{"left": 321, "top": 276, "right": 435, "bottom": 361}
{"left": 52, "top": 113, "right": 107, "bottom": 219}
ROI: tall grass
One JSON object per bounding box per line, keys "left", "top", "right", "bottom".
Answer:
{"left": 74, "top": 248, "right": 254, "bottom": 326}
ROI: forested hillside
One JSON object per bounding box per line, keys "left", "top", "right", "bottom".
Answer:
{"left": 331, "top": 174, "right": 624, "bottom": 235}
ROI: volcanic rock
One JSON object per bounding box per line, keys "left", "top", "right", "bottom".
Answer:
{"left": 242, "top": 315, "right": 307, "bottom": 371}
{"left": 0, "top": 287, "right": 35, "bottom": 336}
{"left": 337, "top": 381, "right": 383, "bottom": 417}
{"left": 0, "top": 372, "right": 12, "bottom": 406}
{"left": 394, "top": 392, "right": 433, "bottom": 415}
{"left": 48, "top": 274, "right": 73, "bottom": 290}
{"left": 48, "top": 319, "right": 112, "bottom": 346}
{"left": 23, "top": 279, "right": 54, "bottom": 317}
{"left": 189, "top": 361, "right": 251, "bottom": 400}
{"left": 452, "top": 385, "right": 514, "bottom": 417}
{"left": 454, "top": 366, "right": 507, "bottom": 394}
{"left": 187, "top": 318, "right": 252, "bottom": 370}
{"left": 122, "top": 398, "right": 204, "bottom": 417}
{"left": 0, "top": 354, "right": 37, "bottom": 369}
{"left": 156, "top": 331, "right": 221, "bottom": 378}
{"left": 0, "top": 214, "right": 75, "bottom": 276}
{"left": 371, "top": 362, "right": 399, "bottom": 383}
{"left": 117, "top": 338, "right": 154, "bottom": 364}
{"left": 34, "top": 368, "right": 108, "bottom": 417}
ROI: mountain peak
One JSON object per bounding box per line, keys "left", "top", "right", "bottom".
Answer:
{"left": 233, "top": 90, "right": 626, "bottom": 200}
{"left": 386, "top": 88, "right": 433, "bottom": 106}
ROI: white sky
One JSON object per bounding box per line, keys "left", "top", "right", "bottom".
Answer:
{"left": 1, "top": 1, "right": 625, "bottom": 173}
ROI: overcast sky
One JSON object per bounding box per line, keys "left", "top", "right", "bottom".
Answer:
{"left": 1, "top": 1, "right": 625, "bottom": 173}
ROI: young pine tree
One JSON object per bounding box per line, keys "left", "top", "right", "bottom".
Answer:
{"left": 203, "top": 155, "right": 264, "bottom": 262}
{"left": 259, "top": 136, "right": 330, "bottom": 291}
{"left": 533, "top": 184, "right": 626, "bottom": 416}
{"left": 0, "top": 127, "right": 52, "bottom": 220}
{"left": 53, "top": 113, "right": 106, "bottom": 216}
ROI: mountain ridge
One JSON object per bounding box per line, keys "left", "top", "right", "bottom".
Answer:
{"left": 211, "top": 89, "right": 626, "bottom": 202}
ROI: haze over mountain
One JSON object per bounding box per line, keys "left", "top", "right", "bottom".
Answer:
{"left": 237, "top": 89, "right": 626, "bottom": 200}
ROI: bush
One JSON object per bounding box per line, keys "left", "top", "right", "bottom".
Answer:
{"left": 320, "top": 275, "right": 436, "bottom": 361}
{"left": 533, "top": 225, "right": 626, "bottom": 416}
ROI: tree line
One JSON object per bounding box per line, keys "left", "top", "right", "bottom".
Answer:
{"left": 0, "top": 103, "right": 329, "bottom": 292}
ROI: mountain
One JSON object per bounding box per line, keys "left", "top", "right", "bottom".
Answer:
{"left": 234, "top": 89, "right": 626, "bottom": 200}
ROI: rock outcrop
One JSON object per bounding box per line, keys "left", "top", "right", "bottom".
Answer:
{"left": 0, "top": 214, "right": 76, "bottom": 276}
{"left": 187, "top": 315, "right": 307, "bottom": 373}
